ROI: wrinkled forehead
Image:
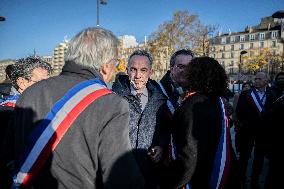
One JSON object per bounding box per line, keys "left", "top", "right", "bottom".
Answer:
{"left": 255, "top": 73, "right": 267, "bottom": 80}
{"left": 129, "top": 55, "right": 151, "bottom": 68}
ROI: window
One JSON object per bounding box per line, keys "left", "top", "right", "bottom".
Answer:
{"left": 249, "top": 43, "right": 254, "bottom": 49}
{"left": 230, "top": 36, "right": 235, "bottom": 43}
{"left": 272, "top": 41, "right": 276, "bottom": 48}
{"left": 231, "top": 45, "right": 234, "bottom": 51}
{"left": 260, "top": 41, "right": 264, "bottom": 48}
{"left": 240, "top": 44, "right": 244, "bottom": 50}
{"left": 221, "top": 37, "right": 226, "bottom": 44}
{"left": 271, "top": 31, "right": 277, "bottom": 39}
{"left": 240, "top": 35, "right": 245, "bottom": 42}
{"left": 230, "top": 61, "right": 234, "bottom": 74}
{"left": 249, "top": 34, "right": 255, "bottom": 41}
{"left": 222, "top": 53, "right": 225, "bottom": 58}
{"left": 259, "top": 33, "right": 265, "bottom": 40}
{"left": 250, "top": 51, "right": 254, "bottom": 57}
{"left": 213, "top": 54, "right": 216, "bottom": 58}
{"left": 223, "top": 46, "right": 226, "bottom": 51}
{"left": 231, "top": 52, "right": 234, "bottom": 58}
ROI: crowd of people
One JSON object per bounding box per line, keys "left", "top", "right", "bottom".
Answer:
{"left": 0, "top": 26, "right": 283, "bottom": 189}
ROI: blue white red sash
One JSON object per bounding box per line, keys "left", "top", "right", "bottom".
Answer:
{"left": 11, "top": 79, "right": 112, "bottom": 188}
{"left": 250, "top": 88, "right": 266, "bottom": 113}
{"left": 209, "top": 97, "right": 230, "bottom": 189}
{"left": 0, "top": 94, "right": 20, "bottom": 107}
{"left": 158, "top": 81, "right": 175, "bottom": 114}
{"left": 157, "top": 81, "right": 178, "bottom": 169}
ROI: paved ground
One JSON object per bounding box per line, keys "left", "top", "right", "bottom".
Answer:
{"left": 230, "top": 127, "right": 268, "bottom": 189}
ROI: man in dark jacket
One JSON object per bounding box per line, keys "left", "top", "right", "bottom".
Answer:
{"left": 10, "top": 27, "right": 144, "bottom": 189}
{"left": 112, "top": 50, "right": 170, "bottom": 188}
{"left": 236, "top": 72, "right": 274, "bottom": 188}
{"left": 159, "top": 49, "right": 194, "bottom": 110}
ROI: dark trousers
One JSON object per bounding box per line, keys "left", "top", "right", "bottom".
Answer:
{"left": 237, "top": 128, "right": 266, "bottom": 184}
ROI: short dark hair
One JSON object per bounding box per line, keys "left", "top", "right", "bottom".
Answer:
{"left": 185, "top": 57, "right": 228, "bottom": 96}
{"left": 170, "top": 49, "right": 194, "bottom": 67}
{"left": 10, "top": 56, "right": 52, "bottom": 89}
{"left": 128, "top": 49, "right": 153, "bottom": 67}
{"left": 5, "top": 64, "right": 16, "bottom": 80}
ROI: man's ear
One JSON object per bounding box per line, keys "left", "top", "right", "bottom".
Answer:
{"left": 149, "top": 68, "right": 153, "bottom": 76}
{"left": 100, "top": 63, "right": 115, "bottom": 83}
{"left": 100, "top": 63, "right": 108, "bottom": 82}
{"left": 16, "top": 77, "right": 27, "bottom": 93}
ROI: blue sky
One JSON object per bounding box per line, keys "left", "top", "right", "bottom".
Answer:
{"left": 0, "top": 0, "right": 283, "bottom": 60}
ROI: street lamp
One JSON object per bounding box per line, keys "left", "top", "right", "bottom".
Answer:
{"left": 0, "top": 16, "right": 6, "bottom": 22}
{"left": 238, "top": 50, "right": 247, "bottom": 90}
{"left": 96, "top": 0, "right": 107, "bottom": 26}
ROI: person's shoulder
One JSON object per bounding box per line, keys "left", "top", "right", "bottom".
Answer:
{"left": 97, "top": 92, "right": 129, "bottom": 112}
{"left": 182, "top": 93, "right": 207, "bottom": 106}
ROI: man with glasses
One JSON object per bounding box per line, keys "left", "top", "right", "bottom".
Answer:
{"left": 0, "top": 57, "right": 51, "bottom": 107}
{"left": 9, "top": 27, "right": 144, "bottom": 188}
{"left": 159, "top": 49, "right": 194, "bottom": 110}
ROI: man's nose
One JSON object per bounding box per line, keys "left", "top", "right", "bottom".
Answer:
{"left": 135, "top": 70, "right": 142, "bottom": 78}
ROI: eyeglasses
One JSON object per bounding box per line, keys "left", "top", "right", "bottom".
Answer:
{"left": 174, "top": 64, "right": 187, "bottom": 70}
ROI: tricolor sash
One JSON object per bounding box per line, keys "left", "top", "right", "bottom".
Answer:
{"left": 209, "top": 97, "right": 231, "bottom": 189}
{"left": 11, "top": 79, "right": 112, "bottom": 188}
{"left": 158, "top": 81, "right": 176, "bottom": 114}
{"left": 250, "top": 88, "right": 266, "bottom": 113}
{"left": 0, "top": 94, "right": 20, "bottom": 107}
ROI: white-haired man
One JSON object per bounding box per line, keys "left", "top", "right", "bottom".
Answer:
{"left": 10, "top": 27, "right": 144, "bottom": 189}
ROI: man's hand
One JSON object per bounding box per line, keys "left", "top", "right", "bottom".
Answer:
{"left": 148, "top": 146, "right": 163, "bottom": 163}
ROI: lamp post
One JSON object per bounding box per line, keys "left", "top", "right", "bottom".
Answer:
{"left": 238, "top": 50, "right": 247, "bottom": 90}
{"left": 0, "top": 16, "right": 6, "bottom": 22}
{"left": 96, "top": 0, "right": 107, "bottom": 26}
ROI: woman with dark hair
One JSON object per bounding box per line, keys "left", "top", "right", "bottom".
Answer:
{"left": 162, "top": 57, "right": 240, "bottom": 189}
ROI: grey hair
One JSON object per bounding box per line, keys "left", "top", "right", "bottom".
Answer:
{"left": 65, "top": 27, "right": 118, "bottom": 70}
{"left": 127, "top": 49, "right": 153, "bottom": 68}
{"left": 11, "top": 56, "right": 52, "bottom": 89}
{"left": 170, "top": 49, "right": 194, "bottom": 67}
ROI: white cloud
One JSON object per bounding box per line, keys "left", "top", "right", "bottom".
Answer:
{"left": 119, "top": 35, "right": 138, "bottom": 48}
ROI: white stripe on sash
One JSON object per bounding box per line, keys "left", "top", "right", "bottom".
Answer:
{"left": 251, "top": 91, "right": 263, "bottom": 112}
{"left": 158, "top": 81, "right": 175, "bottom": 114}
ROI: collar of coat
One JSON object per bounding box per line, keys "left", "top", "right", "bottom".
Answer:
{"left": 112, "top": 74, "right": 166, "bottom": 101}
{"left": 61, "top": 61, "right": 104, "bottom": 81}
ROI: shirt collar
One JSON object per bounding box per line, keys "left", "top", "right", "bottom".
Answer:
{"left": 130, "top": 84, "right": 148, "bottom": 98}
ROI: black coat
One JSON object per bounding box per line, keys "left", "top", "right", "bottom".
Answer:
{"left": 112, "top": 75, "right": 170, "bottom": 188}
{"left": 162, "top": 93, "right": 239, "bottom": 189}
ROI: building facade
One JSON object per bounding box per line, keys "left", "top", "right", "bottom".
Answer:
{"left": 52, "top": 40, "right": 69, "bottom": 75}
{"left": 210, "top": 16, "right": 284, "bottom": 81}
{"left": 0, "top": 59, "right": 15, "bottom": 82}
